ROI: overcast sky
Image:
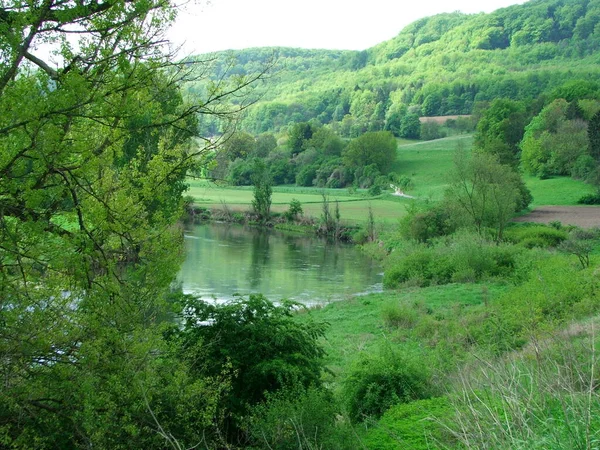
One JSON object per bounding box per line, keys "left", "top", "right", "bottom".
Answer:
{"left": 168, "top": 0, "right": 529, "bottom": 55}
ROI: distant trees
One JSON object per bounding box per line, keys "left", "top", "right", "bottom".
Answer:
{"left": 521, "top": 99, "right": 590, "bottom": 178}
{"left": 342, "top": 131, "right": 398, "bottom": 174}
{"left": 474, "top": 99, "right": 528, "bottom": 167}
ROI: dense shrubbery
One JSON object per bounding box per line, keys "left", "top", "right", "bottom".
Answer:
{"left": 342, "top": 348, "right": 434, "bottom": 422}
{"left": 383, "top": 233, "right": 523, "bottom": 288}
{"left": 503, "top": 223, "right": 569, "bottom": 248}
{"left": 245, "top": 387, "right": 358, "bottom": 450}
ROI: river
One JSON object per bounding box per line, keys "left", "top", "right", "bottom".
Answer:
{"left": 179, "top": 223, "right": 383, "bottom": 305}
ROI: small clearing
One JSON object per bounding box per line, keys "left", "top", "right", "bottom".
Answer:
{"left": 513, "top": 206, "right": 600, "bottom": 228}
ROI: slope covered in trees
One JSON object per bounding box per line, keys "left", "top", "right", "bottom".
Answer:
{"left": 190, "top": 0, "right": 600, "bottom": 136}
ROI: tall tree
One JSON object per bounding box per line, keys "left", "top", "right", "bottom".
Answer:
{"left": 473, "top": 99, "right": 528, "bottom": 167}
{"left": 0, "top": 1, "right": 262, "bottom": 446}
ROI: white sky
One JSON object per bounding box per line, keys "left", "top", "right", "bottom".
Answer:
{"left": 168, "top": 0, "right": 528, "bottom": 55}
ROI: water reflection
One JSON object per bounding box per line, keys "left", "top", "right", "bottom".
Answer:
{"left": 179, "top": 223, "right": 383, "bottom": 305}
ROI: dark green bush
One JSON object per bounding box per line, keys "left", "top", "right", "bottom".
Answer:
{"left": 342, "top": 349, "right": 433, "bottom": 422}
{"left": 577, "top": 193, "right": 600, "bottom": 205}
{"left": 246, "top": 387, "right": 357, "bottom": 450}
{"left": 504, "top": 224, "right": 568, "bottom": 248}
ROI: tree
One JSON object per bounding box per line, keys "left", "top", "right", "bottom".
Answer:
{"left": 474, "top": 99, "right": 528, "bottom": 167}
{"left": 399, "top": 113, "right": 422, "bottom": 139}
{"left": 174, "top": 294, "right": 327, "bottom": 443}
{"left": 447, "top": 151, "right": 531, "bottom": 241}
{"left": 288, "top": 122, "right": 314, "bottom": 155}
{"left": 0, "top": 1, "right": 263, "bottom": 446}
{"left": 342, "top": 131, "right": 398, "bottom": 174}
{"left": 252, "top": 159, "right": 273, "bottom": 223}
{"left": 521, "top": 99, "right": 590, "bottom": 177}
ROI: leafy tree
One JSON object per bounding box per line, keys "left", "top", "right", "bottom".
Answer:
{"left": 521, "top": 99, "right": 589, "bottom": 177}
{"left": 0, "top": 0, "right": 261, "bottom": 446}
{"left": 589, "top": 110, "right": 600, "bottom": 163}
{"left": 254, "top": 132, "right": 278, "bottom": 157}
{"left": 399, "top": 113, "right": 422, "bottom": 139}
{"left": 447, "top": 151, "right": 531, "bottom": 241}
{"left": 288, "top": 122, "right": 315, "bottom": 155}
{"left": 223, "top": 131, "right": 257, "bottom": 160}
{"left": 342, "top": 131, "right": 398, "bottom": 174}
{"left": 175, "top": 294, "right": 327, "bottom": 442}
{"left": 252, "top": 159, "right": 273, "bottom": 223}
{"left": 474, "top": 99, "right": 528, "bottom": 167}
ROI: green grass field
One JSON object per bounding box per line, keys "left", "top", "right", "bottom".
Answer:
{"left": 187, "top": 180, "right": 413, "bottom": 224}
{"left": 185, "top": 135, "right": 595, "bottom": 224}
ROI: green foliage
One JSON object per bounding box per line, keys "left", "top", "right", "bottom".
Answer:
{"left": 503, "top": 224, "right": 569, "bottom": 248}
{"left": 447, "top": 151, "right": 531, "bottom": 241}
{"left": 384, "top": 233, "right": 523, "bottom": 288}
{"left": 246, "top": 387, "right": 357, "bottom": 450}
{"left": 175, "top": 294, "right": 328, "bottom": 429}
{"left": 362, "top": 397, "right": 455, "bottom": 450}
{"left": 251, "top": 159, "right": 273, "bottom": 223}
{"left": 400, "top": 202, "right": 454, "bottom": 243}
{"left": 521, "top": 99, "right": 590, "bottom": 177}
{"left": 284, "top": 198, "right": 303, "bottom": 221}
{"left": 474, "top": 98, "right": 528, "bottom": 167}
{"left": 0, "top": 0, "right": 258, "bottom": 446}
{"left": 342, "top": 131, "right": 398, "bottom": 174}
{"left": 342, "top": 348, "right": 433, "bottom": 422}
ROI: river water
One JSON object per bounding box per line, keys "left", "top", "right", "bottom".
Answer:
{"left": 179, "top": 223, "right": 383, "bottom": 305}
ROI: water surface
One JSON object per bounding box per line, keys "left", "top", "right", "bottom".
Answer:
{"left": 179, "top": 223, "right": 383, "bottom": 305}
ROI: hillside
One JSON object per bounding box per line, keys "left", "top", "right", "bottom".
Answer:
{"left": 188, "top": 0, "right": 600, "bottom": 135}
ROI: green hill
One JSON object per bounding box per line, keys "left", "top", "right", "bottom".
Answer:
{"left": 187, "top": 0, "right": 600, "bottom": 135}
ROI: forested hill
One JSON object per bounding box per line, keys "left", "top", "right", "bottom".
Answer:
{"left": 191, "top": 0, "right": 600, "bottom": 135}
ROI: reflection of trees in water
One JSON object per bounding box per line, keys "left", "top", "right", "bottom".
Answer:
{"left": 183, "top": 223, "right": 382, "bottom": 301}
{"left": 248, "top": 230, "right": 270, "bottom": 289}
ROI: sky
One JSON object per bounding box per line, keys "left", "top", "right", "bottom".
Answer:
{"left": 168, "top": 0, "right": 529, "bottom": 55}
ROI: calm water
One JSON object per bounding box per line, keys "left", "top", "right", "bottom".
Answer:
{"left": 179, "top": 223, "right": 383, "bottom": 305}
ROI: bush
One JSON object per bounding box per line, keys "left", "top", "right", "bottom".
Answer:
{"left": 382, "top": 303, "right": 419, "bottom": 329}
{"left": 283, "top": 198, "right": 303, "bottom": 221}
{"left": 383, "top": 234, "right": 523, "bottom": 288}
{"left": 246, "top": 387, "right": 357, "bottom": 450}
{"left": 578, "top": 193, "right": 600, "bottom": 205}
{"left": 504, "top": 224, "right": 568, "bottom": 248}
{"left": 400, "top": 203, "right": 454, "bottom": 243}
{"left": 342, "top": 348, "right": 433, "bottom": 422}
{"left": 173, "top": 294, "right": 328, "bottom": 439}
{"left": 362, "top": 397, "right": 455, "bottom": 450}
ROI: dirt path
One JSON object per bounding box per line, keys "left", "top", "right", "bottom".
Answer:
{"left": 513, "top": 206, "right": 600, "bottom": 228}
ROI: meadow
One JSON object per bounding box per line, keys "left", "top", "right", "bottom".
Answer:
{"left": 186, "top": 134, "right": 594, "bottom": 225}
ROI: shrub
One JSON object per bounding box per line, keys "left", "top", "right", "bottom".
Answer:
{"left": 362, "top": 397, "right": 455, "bottom": 450}
{"left": 283, "top": 198, "right": 303, "bottom": 221}
{"left": 246, "top": 387, "right": 357, "bottom": 450}
{"left": 382, "top": 303, "right": 420, "bottom": 329}
{"left": 400, "top": 204, "right": 454, "bottom": 243}
{"left": 342, "top": 348, "right": 433, "bottom": 422}
{"left": 383, "top": 233, "right": 523, "bottom": 288}
{"left": 578, "top": 193, "right": 600, "bottom": 205}
{"left": 504, "top": 224, "right": 569, "bottom": 248}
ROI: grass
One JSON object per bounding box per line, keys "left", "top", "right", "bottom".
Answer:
{"left": 301, "top": 282, "right": 507, "bottom": 384}
{"left": 186, "top": 179, "right": 412, "bottom": 224}
{"left": 524, "top": 174, "right": 595, "bottom": 207}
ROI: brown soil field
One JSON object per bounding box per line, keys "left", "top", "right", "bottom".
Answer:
{"left": 513, "top": 206, "right": 600, "bottom": 228}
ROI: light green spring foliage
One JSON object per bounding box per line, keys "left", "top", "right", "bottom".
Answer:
{"left": 0, "top": 1, "right": 250, "bottom": 447}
